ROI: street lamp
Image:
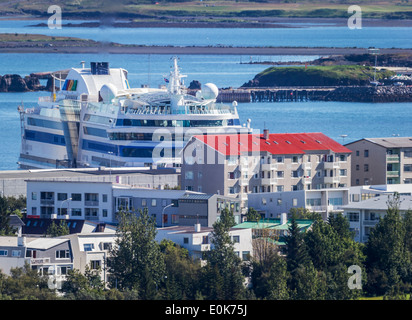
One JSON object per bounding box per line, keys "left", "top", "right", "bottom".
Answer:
{"left": 161, "top": 203, "right": 174, "bottom": 228}
{"left": 60, "top": 198, "right": 72, "bottom": 218}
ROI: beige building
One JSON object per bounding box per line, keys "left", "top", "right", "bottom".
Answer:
{"left": 181, "top": 131, "right": 352, "bottom": 210}
{"left": 345, "top": 137, "right": 412, "bottom": 186}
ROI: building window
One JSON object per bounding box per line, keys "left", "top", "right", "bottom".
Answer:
{"left": 277, "top": 185, "right": 284, "bottom": 192}
{"left": 31, "top": 192, "right": 37, "bottom": 200}
{"left": 292, "top": 198, "right": 298, "bottom": 207}
{"left": 242, "top": 251, "right": 250, "bottom": 261}
{"left": 277, "top": 171, "right": 284, "bottom": 178}
{"left": 340, "top": 169, "right": 347, "bottom": 176}
{"left": 185, "top": 171, "right": 193, "bottom": 180}
{"left": 12, "top": 250, "right": 21, "bottom": 257}
{"left": 71, "top": 193, "right": 81, "bottom": 201}
{"left": 183, "top": 237, "right": 189, "bottom": 244}
{"left": 102, "top": 194, "right": 108, "bottom": 202}
{"left": 277, "top": 199, "right": 282, "bottom": 206}
{"left": 261, "top": 198, "right": 267, "bottom": 205}
{"left": 102, "top": 209, "right": 108, "bottom": 217}
{"left": 356, "top": 179, "right": 360, "bottom": 185}
{"left": 71, "top": 208, "right": 82, "bottom": 216}
{"left": 356, "top": 151, "right": 360, "bottom": 156}
{"left": 232, "top": 235, "right": 240, "bottom": 243}
{"left": 151, "top": 199, "right": 157, "bottom": 207}
{"left": 141, "top": 199, "right": 147, "bottom": 207}
{"left": 364, "top": 150, "right": 369, "bottom": 157}
{"left": 277, "top": 156, "right": 284, "bottom": 163}
{"left": 90, "top": 260, "right": 101, "bottom": 270}
{"left": 339, "top": 155, "right": 346, "bottom": 161}
{"left": 83, "top": 244, "right": 94, "bottom": 252}
{"left": 229, "top": 172, "right": 235, "bottom": 179}
{"left": 364, "top": 164, "right": 369, "bottom": 172}
{"left": 57, "top": 193, "right": 68, "bottom": 201}
{"left": 348, "top": 212, "right": 359, "bottom": 222}
{"left": 292, "top": 156, "right": 299, "bottom": 163}
{"left": 85, "top": 208, "right": 98, "bottom": 217}
{"left": 0, "top": 250, "right": 8, "bottom": 256}
{"left": 56, "top": 250, "right": 70, "bottom": 259}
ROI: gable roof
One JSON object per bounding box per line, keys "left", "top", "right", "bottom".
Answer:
{"left": 191, "top": 132, "right": 351, "bottom": 156}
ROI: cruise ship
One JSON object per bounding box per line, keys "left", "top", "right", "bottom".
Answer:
{"left": 18, "top": 57, "right": 248, "bottom": 169}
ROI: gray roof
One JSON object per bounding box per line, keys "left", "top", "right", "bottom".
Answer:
{"left": 342, "top": 195, "right": 412, "bottom": 211}
{"left": 179, "top": 194, "right": 215, "bottom": 200}
{"left": 9, "top": 215, "right": 24, "bottom": 227}
{"left": 364, "top": 137, "right": 412, "bottom": 148}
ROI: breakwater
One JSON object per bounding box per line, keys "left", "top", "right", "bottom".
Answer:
{"left": 213, "top": 86, "right": 412, "bottom": 103}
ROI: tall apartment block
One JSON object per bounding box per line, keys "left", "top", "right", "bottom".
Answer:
{"left": 345, "top": 137, "right": 412, "bottom": 186}
{"left": 181, "top": 131, "right": 352, "bottom": 210}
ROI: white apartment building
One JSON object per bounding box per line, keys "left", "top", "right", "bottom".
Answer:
{"left": 342, "top": 194, "right": 412, "bottom": 243}
{"left": 248, "top": 183, "right": 412, "bottom": 221}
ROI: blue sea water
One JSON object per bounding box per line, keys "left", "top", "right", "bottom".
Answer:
{"left": 0, "top": 20, "right": 410, "bottom": 170}
{"left": 0, "top": 19, "right": 411, "bottom": 48}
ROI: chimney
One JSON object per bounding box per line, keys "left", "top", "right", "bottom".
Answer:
{"left": 18, "top": 236, "right": 26, "bottom": 247}
{"left": 263, "top": 129, "right": 269, "bottom": 140}
{"left": 280, "top": 213, "right": 287, "bottom": 225}
{"left": 194, "top": 223, "right": 201, "bottom": 232}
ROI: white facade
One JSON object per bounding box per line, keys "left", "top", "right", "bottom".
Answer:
{"left": 27, "top": 180, "right": 114, "bottom": 223}
{"left": 248, "top": 183, "right": 412, "bottom": 221}
{"left": 62, "top": 232, "right": 116, "bottom": 284}
{"left": 343, "top": 194, "right": 412, "bottom": 243}
{"left": 156, "top": 224, "right": 253, "bottom": 261}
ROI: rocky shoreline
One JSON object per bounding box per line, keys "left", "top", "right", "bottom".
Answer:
{"left": 0, "top": 73, "right": 53, "bottom": 92}
{"left": 321, "top": 86, "right": 412, "bottom": 103}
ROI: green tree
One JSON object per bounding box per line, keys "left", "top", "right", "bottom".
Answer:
{"left": 108, "top": 208, "right": 166, "bottom": 298}
{"left": 365, "top": 193, "right": 411, "bottom": 297}
{"left": 61, "top": 266, "right": 106, "bottom": 300}
{"left": 160, "top": 239, "right": 201, "bottom": 300}
{"left": 201, "top": 208, "right": 245, "bottom": 300}
{"left": 0, "top": 196, "right": 15, "bottom": 235}
{"left": 0, "top": 264, "right": 58, "bottom": 300}
{"left": 246, "top": 207, "right": 260, "bottom": 222}
{"left": 46, "top": 220, "right": 70, "bottom": 237}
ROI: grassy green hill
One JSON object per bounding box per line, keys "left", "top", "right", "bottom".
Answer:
{"left": 1, "top": 1, "right": 412, "bottom": 20}
{"left": 242, "top": 65, "right": 396, "bottom": 87}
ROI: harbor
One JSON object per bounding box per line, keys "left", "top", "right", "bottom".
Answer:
{"left": 213, "top": 86, "right": 412, "bottom": 103}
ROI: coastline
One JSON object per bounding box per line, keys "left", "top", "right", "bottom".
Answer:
{"left": 25, "top": 17, "right": 412, "bottom": 29}
{"left": 0, "top": 43, "right": 411, "bottom": 55}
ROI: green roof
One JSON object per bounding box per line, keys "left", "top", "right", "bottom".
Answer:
{"left": 234, "top": 219, "right": 313, "bottom": 231}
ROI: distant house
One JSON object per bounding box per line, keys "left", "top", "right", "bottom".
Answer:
{"left": 156, "top": 224, "right": 253, "bottom": 262}
{"left": 0, "top": 235, "right": 73, "bottom": 284}
{"left": 233, "top": 213, "right": 313, "bottom": 246}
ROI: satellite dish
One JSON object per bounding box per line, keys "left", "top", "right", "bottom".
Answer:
{"left": 100, "top": 83, "right": 118, "bottom": 103}
{"left": 201, "top": 83, "right": 219, "bottom": 100}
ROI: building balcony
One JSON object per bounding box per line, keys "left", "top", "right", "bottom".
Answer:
{"left": 386, "top": 154, "right": 400, "bottom": 163}
{"left": 323, "top": 176, "right": 340, "bottom": 184}
{"left": 30, "top": 257, "right": 51, "bottom": 265}
{"left": 323, "top": 161, "right": 340, "bottom": 169}
{"left": 84, "top": 201, "right": 99, "bottom": 206}
{"left": 387, "top": 171, "right": 400, "bottom": 177}
{"left": 363, "top": 220, "right": 379, "bottom": 227}
{"left": 261, "top": 177, "right": 277, "bottom": 185}
{"left": 261, "top": 163, "right": 277, "bottom": 171}
{"left": 240, "top": 179, "right": 249, "bottom": 186}
{"left": 40, "top": 199, "right": 54, "bottom": 205}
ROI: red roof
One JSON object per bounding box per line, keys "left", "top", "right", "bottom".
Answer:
{"left": 192, "top": 132, "right": 352, "bottom": 156}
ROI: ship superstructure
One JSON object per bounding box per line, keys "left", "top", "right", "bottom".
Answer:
{"left": 18, "top": 58, "right": 248, "bottom": 169}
